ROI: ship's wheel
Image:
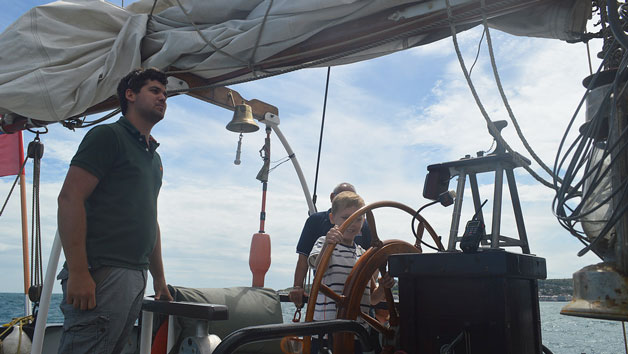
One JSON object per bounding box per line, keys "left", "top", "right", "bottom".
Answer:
{"left": 303, "top": 201, "right": 445, "bottom": 354}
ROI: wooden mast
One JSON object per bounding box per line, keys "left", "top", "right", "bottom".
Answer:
{"left": 18, "top": 131, "right": 31, "bottom": 315}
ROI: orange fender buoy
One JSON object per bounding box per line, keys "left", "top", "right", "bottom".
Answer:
{"left": 249, "top": 233, "right": 271, "bottom": 287}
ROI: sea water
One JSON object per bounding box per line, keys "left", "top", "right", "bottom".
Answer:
{"left": 1, "top": 293, "right": 625, "bottom": 353}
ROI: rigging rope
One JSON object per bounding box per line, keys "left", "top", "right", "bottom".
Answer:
{"left": 0, "top": 159, "right": 27, "bottom": 217}
{"left": 0, "top": 132, "right": 46, "bottom": 305}
{"left": 148, "top": 0, "right": 157, "bottom": 17}
{"left": 586, "top": 41, "right": 594, "bottom": 75}
{"left": 249, "top": 0, "right": 274, "bottom": 76}
{"left": 468, "top": 28, "right": 486, "bottom": 77}
{"left": 174, "top": 0, "right": 249, "bottom": 66}
{"left": 551, "top": 27, "right": 628, "bottom": 256}
{"left": 480, "top": 1, "right": 564, "bottom": 185}
{"left": 268, "top": 155, "right": 291, "bottom": 173}
{"left": 312, "top": 67, "right": 331, "bottom": 210}
{"left": 27, "top": 136, "right": 44, "bottom": 302}
{"left": 444, "top": 0, "right": 558, "bottom": 190}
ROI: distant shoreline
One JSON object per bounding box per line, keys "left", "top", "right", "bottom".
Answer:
{"left": 539, "top": 296, "right": 572, "bottom": 302}
{"left": 3, "top": 277, "right": 577, "bottom": 302}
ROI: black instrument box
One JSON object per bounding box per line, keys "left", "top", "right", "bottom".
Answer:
{"left": 389, "top": 250, "right": 546, "bottom": 354}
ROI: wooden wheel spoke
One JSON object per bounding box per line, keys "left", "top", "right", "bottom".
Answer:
{"left": 320, "top": 284, "right": 345, "bottom": 306}
{"left": 359, "top": 311, "right": 395, "bottom": 338}
{"left": 366, "top": 210, "right": 381, "bottom": 246}
{"left": 384, "top": 288, "right": 399, "bottom": 327}
{"left": 416, "top": 222, "right": 425, "bottom": 240}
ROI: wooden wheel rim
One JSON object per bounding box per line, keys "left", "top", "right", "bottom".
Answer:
{"left": 303, "top": 200, "right": 443, "bottom": 353}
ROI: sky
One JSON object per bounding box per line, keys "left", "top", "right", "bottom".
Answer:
{"left": 0, "top": 1, "right": 604, "bottom": 296}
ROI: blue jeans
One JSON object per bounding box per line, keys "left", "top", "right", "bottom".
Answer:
{"left": 57, "top": 267, "right": 147, "bottom": 354}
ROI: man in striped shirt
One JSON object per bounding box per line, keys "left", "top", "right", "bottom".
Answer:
{"left": 308, "top": 191, "right": 394, "bottom": 353}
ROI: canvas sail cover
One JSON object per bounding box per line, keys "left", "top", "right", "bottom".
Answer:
{"left": 0, "top": 0, "right": 590, "bottom": 122}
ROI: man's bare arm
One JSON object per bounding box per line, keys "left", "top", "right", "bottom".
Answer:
{"left": 57, "top": 166, "right": 99, "bottom": 310}
{"left": 289, "top": 254, "right": 309, "bottom": 307}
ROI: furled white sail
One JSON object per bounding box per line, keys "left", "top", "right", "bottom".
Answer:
{"left": 0, "top": 0, "right": 589, "bottom": 122}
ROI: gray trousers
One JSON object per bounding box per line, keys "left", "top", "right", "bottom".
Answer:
{"left": 57, "top": 267, "right": 147, "bottom": 354}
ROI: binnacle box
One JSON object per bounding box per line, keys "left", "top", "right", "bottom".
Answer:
{"left": 389, "top": 250, "right": 547, "bottom": 354}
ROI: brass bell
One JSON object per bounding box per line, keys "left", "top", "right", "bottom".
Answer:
{"left": 226, "top": 103, "right": 259, "bottom": 133}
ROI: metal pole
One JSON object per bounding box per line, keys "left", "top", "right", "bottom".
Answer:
{"left": 491, "top": 164, "right": 504, "bottom": 248}
{"left": 31, "top": 230, "right": 62, "bottom": 354}
{"left": 506, "top": 168, "right": 530, "bottom": 254}
{"left": 448, "top": 172, "right": 466, "bottom": 251}
{"left": 139, "top": 311, "right": 153, "bottom": 354}
{"left": 264, "top": 113, "right": 316, "bottom": 215}
{"left": 168, "top": 315, "right": 176, "bottom": 353}
{"left": 468, "top": 173, "right": 484, "bottom": 223}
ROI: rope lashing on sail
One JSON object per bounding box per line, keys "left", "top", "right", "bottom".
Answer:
{"left": 163, "top": 0, "right": 526, "bottom": 93}
{"left": 311, "top": 67, "right": 331, "bottom": 210}
{"left": 147, "top": 0, "right": 156, "bottom": 17}
{"left": 65, "top": 0, "right": 536, "bottom": 132}
{"left": 66, "top": 108, "right": 121, "bottom": 130}
{"left": 444, "top": 0, "right": 558, "bottom": 191}
{"left": 173, "top": 0, "right": 250, "bottom": 67}
{"left": 168, "top": 0, "right": 277, "bottom": 76}
{"left": 248, "top": 0, "right": 274, "bottom": 77}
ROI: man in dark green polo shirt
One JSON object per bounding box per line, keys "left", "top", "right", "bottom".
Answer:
{"left": 57, "top": 68, "right": 173, "bottom": 354}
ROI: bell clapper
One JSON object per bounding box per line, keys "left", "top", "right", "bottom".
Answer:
{"left": 234, "top": 132, "right": 243, "bottom": 165}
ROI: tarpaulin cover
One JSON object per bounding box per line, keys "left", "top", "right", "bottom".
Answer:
{"left": 0, "top": 0, "right": 590, "bottom": 122}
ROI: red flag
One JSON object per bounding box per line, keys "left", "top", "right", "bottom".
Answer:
{"left": 0, "top": 131, "right": 24, "bottom": 177}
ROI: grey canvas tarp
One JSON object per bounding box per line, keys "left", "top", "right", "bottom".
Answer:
{"left": 0, "top": 0, "right": 590, "bottom": 122}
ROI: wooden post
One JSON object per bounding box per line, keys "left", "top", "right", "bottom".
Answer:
{"left": 18, "top": 131, "right": 31, "bottom": 314}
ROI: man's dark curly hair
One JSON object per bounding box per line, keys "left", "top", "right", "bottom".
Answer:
{"left": 117, "top": 68, "right": 168, "bottom": 115}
